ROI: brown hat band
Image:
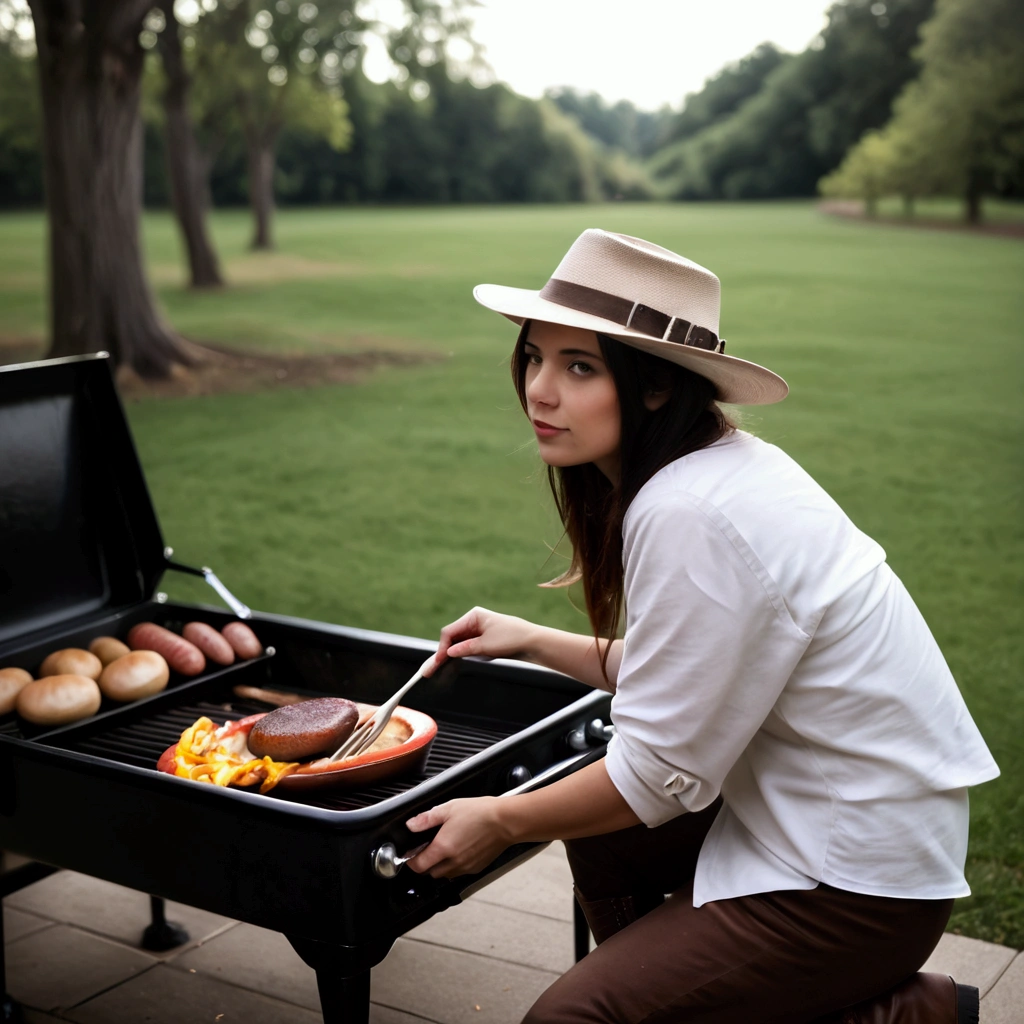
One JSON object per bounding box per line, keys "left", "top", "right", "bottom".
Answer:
{"left": 538, "top": 278, "right": 724, "bottom": 353}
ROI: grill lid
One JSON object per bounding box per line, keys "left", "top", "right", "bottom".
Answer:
{"left": 0, "top": 354, "right": 165, "bottom": 645}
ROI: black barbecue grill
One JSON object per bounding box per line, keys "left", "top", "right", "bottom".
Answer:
{"left": 0, "top": 354, "right": 611, "bottom": 1022}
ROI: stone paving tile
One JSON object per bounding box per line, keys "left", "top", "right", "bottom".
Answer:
{"left": 372, "top": 936, "right": 558, "bottom": 1024}
{"left": 61, "top": 961, "right": 436, "bottom": 1024}
{"left": 5, "top": 871, "right": 234, "bottom": 957}
{"left": 6, "top": 924, "right": 155, "bottom": 1013}
{"left": 4, "top": 905, "right": 53, "bottom": 944}
{"left": 408, "top": 897, "right": 575, "bottom": 973}
{"left": 20, "top": 1008, "right": 67, "bottom": 1023}
{"left": 922, "top": 932, "right": 1018, "bottom": 997}
{"left": 174, "top": 921, "right": 320, "bottom": 1011}
{"left": 63, "top": 963, "right": 323, "bottom": 1024}
{"left": 372, "top": 1008, "right": 438, "bottom": 1024}
{"left": 980, "top": 953, "right": 1024, "bottom": 1024}
{"left": 468, "top": 843, "right": 575, "bottom": 922}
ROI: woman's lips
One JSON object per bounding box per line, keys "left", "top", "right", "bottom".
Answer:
{"left": 532, "top": 419, "right": 567, "bottom": 438}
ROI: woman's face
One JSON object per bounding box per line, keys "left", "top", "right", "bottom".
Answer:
{"left": 522, "top": 321, "right": 621, "bottom": 481}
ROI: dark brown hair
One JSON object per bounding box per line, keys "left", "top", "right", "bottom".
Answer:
{"left": 511, "top": 320, "right": 734, "bottom": 669}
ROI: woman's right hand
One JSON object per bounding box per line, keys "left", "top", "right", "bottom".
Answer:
{"left": 427, "top": 607, "right": 538, "bottom": 675}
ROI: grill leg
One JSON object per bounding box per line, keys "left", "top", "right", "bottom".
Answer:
{"left": 316, "top": 969, "right": 370, "bottom": 1024}
{"left": 573, "top": 896, "right": 591, "bottom": 962}
{"left": 287, "top": 934, "right": 391, "bottom": 1024}
{"left": 140, "top": 895, "right": 190, "bottom": 952}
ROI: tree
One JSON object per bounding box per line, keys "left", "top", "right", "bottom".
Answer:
{"left": 544, "top": 87, "right": 673, "bottom": 159}
{"left": 155, "top": 0, "right": 223, "bottom": 287}
{"left": 186, "top": 0, "right": 353, "bottom": 250}
{"left": 661, "top": 43, "right": 789, "bottom": 148}
{"left": 648, "top": 0, "right": 938, "bottom": 201}
{"left": 819, "top": 0, "right": 1024, "bottom": 221}
{"left": 819, "top": 129, "right": 895, "bottom": 215}
{"left": 14, "top": 0, "right": 191, "bottom": 376}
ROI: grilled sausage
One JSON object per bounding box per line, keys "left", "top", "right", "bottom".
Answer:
{"left": 39, "top": 648, "right": 103, "bottom": 681}
{"left": 99, "top": 651, "right": 170, "bottom": 702}
{"left": 17, "top": 674, "right": 102, "bottom": 726}
{"left": 221, "top": 622, "right": 263, "bottom": 660}
{"left": 183, "top": 622, "right": 235, "bottom": 666}
{"left": 89, "top": 636, "right": 131, "bottom": 667}
{"left": 127, "top": 623, "right": 206, "bottom": 676}
{"left": 0, "top": 667, "right": 33, "bottom": 716}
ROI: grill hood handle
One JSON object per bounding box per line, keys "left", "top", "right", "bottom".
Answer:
{"left": 162, "top": 549, "right": 252, "bottom": 619}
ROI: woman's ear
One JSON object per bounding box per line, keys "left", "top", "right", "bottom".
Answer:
{"left": 644, "top": 389, "right": 671, "bottom": 412}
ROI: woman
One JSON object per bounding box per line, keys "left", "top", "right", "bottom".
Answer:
{"left": 405, "top": 229, "right": 998, "bottom": 1023}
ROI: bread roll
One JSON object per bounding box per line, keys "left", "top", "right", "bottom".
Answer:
{"left": 0, "top": 667, "right": 33, "bottom": 716}
{"left": 247, "top": 698, "right": 359, "bottom": 761}
{"left": 39, "top": 648, "right": 102, "bottom": 681}
{"left": 89, "top": 636, "right": 131, "bottom": 667}
{"left": 99, "top": 651, "right": 170, "bottom": 702}
{"left": 17, "top": 675, "right": 102, "bottom": 726}
{"left": 221, "top": 622, "right": 262, "bottom": 660}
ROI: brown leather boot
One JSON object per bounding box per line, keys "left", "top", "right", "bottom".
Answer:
{"left": 835, "top": 972, "right": 978, "bottom": 1023}
{"left": 572, "top": 887, "right": 664, "bottom": 946}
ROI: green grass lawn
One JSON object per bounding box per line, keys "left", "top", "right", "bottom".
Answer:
{"left": 1, "top": 202, "right": 1022, "bottom": 946}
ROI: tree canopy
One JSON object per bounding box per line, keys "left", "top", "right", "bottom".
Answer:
{"left": 1, "top": 0, "right": 1020, "bottom": 216}
{"left": 821, "top": 0, "right": 1024, "bottom": 220}
{"left": 648, "top": 0, "right": 938, "bottom": 200}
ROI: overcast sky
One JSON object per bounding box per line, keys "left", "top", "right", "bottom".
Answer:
{"left": 462, "top": 0, "right": 833, "bottom": 111}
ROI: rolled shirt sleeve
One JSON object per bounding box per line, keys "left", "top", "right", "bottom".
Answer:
{"left": 604, "top": 491, "right": 814, "bottom": 827}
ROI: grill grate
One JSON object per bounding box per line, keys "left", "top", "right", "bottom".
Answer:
{"left": 68, "top": 699, "right": 519, "bottom": 811}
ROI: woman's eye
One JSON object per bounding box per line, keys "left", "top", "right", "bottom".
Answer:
{"left": 526, "top": 353, "right": 542, "bottom": 365}
{"left": 568, "top": 360, "right": 593, "bottom": 375}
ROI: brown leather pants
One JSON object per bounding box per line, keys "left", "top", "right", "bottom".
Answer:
{"left": 522, "top": 802, "right": 964, "bottom": 1023}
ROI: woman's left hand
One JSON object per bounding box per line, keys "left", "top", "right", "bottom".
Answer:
{"left": 405, "top": 797, "right": 513, "bottom": 878}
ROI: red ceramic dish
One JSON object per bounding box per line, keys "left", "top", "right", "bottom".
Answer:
{"left": 156, "top": 704, "right": 438, "bottom": 794}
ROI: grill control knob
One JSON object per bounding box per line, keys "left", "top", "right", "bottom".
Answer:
{"left": 506, "top": 765, "right": 532, "bottom": 788}
{"left": 371, "top": 842, "right": 428, "bottom": 879}
{"left": 372, "top": 843, "right": 403, "bottom": 879}
{"left": 567, "top": 718, "right": 615, "bottom": 751}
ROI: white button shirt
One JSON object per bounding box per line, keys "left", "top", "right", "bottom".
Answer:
{"left": 603, "top": 431, "right": 999, "bottom": 907}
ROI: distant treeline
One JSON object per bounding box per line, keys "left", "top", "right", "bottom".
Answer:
{"left": 191, "top": 69, "right": 658, "bottom": 208}
{"left": 1, "top": 0, "right": 1020, "bottom": 213}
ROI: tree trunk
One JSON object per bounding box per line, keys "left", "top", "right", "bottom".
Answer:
{"left": 247, "top": 138, "right": 277, "bottom": 251}
{"left": 902, "top": 195, "right": 915, "bottom": 218}
{"left": 29, "top": 0, "right": 192, "bottom": 378}
{"left": 964, "top": 170, "right": 983, "bottom": 225}
{"left": 158, "top": 0, "right": 223, "bottom": 289}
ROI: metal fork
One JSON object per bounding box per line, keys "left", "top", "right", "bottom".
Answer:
{"left": 328, "top": 655, "right": 435, "bottom": 762}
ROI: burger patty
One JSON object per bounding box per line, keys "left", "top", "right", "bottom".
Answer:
{"left": 247, "top": 697, "right": 360, "bottom": 761}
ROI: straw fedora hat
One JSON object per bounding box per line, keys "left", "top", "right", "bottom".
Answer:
{"left": 474, "top": 229, "right": 788, "bottom": 406}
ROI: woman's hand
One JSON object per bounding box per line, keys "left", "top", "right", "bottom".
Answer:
{"left": 426, "top": 606, "right": 538, "bottom": 675}
{"left": 404, "top": 762, "right": 641, "bottom": 879}
{"left": 425, "top": 606, "right": 622, "bottom": 691}
{"left": 405, "top": 797, "right": 513, "bottom": 878}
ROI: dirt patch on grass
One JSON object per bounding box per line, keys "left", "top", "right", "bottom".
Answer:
{"left": 0, "top": 336, "right": 441, "bottom": 400}
{"left": 819, "top": 200, "right": 1024, "bottom": 238}
{"left": 117, "top": 341, "right": 440, "bottom": 400}
{"left": 148, "top": 253, "right": 440, "bottom": 287}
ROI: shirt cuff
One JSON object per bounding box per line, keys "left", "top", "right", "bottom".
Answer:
{"left": 605, "top": 732, "right": 700, "bottom": 828}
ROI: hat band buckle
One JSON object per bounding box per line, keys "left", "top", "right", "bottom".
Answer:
{"left": 540, "top": 278, "right": 724, "bottom": 354}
